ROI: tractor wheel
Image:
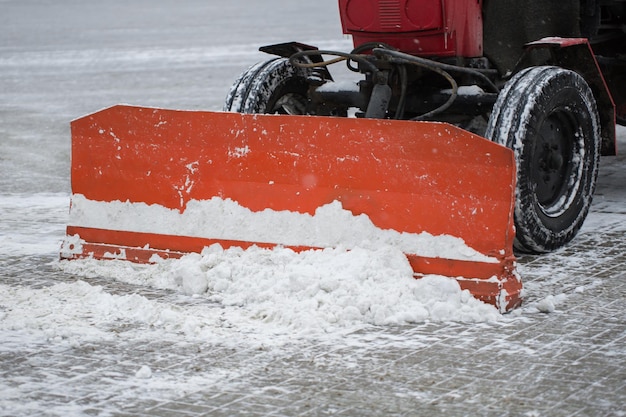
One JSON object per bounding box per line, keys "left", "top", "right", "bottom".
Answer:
{"left": 224, "top": 57, "right": 310, "bottom": 114}
{"left": 485, "top": 66, "right": 601, "bottom": 254}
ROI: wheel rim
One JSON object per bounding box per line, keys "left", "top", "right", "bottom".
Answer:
{"left": 531, "top": 109, "right": 580, "bottom": 217}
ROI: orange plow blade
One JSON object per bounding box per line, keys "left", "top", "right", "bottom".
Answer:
{"left": 62, "top": 105, "right": 522, "bottom": 312}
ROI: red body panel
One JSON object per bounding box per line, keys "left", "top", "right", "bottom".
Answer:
{"left": 339, "top": 0, "right": 483, "bottom": 57}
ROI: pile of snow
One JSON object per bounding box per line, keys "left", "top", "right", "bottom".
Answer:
{"left": 3, "top": 193, "right": 504, "bottom": 346}
{"left": 54, "top": 183, "right": 506, "bottom": 339}
{"left": 55, "top": 243, "right": 501, "bottom": 341}
{"left": 162, "top": 244, "right": 501, "bottom": 327}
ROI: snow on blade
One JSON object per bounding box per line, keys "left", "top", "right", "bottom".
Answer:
{"left": 68, "top": 194, "right": 497, "bottom": 263}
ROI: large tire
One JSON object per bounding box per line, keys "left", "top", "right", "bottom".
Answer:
{"left": 485, "top": 66, "right": 601, "bottom": 254}
{"left": 223, "top": 58, "right": 311, "bottom": 114}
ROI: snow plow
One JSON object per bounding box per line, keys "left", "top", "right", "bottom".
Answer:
{"left": 62, "top": 0, "right": 625, "bottom": 313}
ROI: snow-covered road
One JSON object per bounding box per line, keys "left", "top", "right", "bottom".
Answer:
{"left": 1, "top": 1, "right": 625, "bottom": 416}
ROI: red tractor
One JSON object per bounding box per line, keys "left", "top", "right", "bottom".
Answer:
{"left": 225, "top": 0, "right": 626, "bottom": 254}
{"left": 63, "top": 0, "right": 626, "bottom": 309}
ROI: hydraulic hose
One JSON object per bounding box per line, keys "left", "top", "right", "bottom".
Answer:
{"left": 289, "top": 50, "right": 380, "bottom": 77}
{"left": 289, "top": 46, "right": 499, "bottom": 121}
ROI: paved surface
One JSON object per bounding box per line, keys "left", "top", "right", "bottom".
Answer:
{"left": 1, "top": 0, "right": 625, "bottom": 416}
{"left": 1, "top": 216, "right": 625, "bottom": 417}
{"left": 3, "top": 176, "right": 625, "bottom": 417}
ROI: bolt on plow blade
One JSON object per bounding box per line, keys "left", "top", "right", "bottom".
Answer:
{"left": 62, "top": 105, "right": 522, "bottom": 312}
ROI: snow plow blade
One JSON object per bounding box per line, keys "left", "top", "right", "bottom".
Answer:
{"left": 62, "top": 105, "right": 522, "bottom": 312}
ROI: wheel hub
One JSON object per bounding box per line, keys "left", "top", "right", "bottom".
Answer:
{"left": 533, "top": 112, "right": 575, "bottom": 212}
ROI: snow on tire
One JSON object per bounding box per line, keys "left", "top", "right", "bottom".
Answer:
{"left": 486, "top": 66, "right": 601, "bottom": 254}
{"left": 223, "top": 57, "right": 310, "bottom": 114}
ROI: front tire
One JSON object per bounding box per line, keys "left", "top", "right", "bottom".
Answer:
{"left": 486, "top": 66, "right": 601, "bottom": 253}
{"left": 224, "top": 58, "right": 310, "bottom": 114}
